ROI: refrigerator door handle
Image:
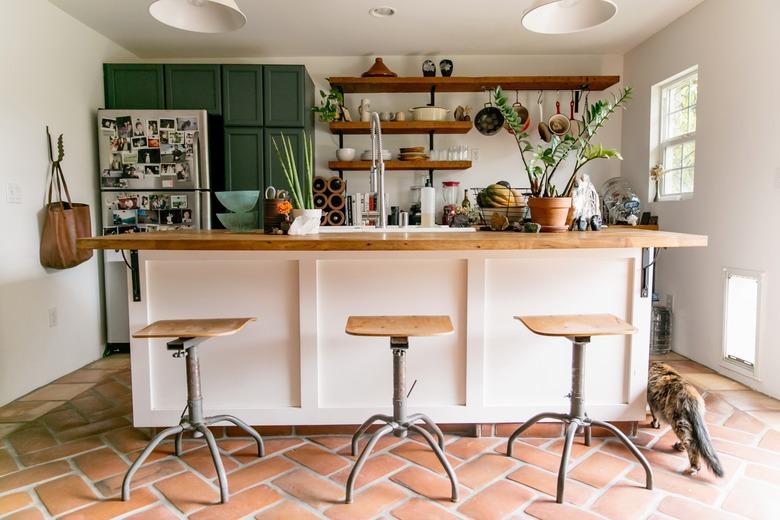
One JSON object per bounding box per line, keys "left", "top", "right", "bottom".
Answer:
{"left": 201, "top": 191, "right": 212, "bottom": 229}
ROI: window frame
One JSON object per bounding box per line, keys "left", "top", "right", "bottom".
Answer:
{"left": 650, "top": 66, "right": 698, "bottom": 201}
{"left": 720, "top": 267, "right": 765, "bottom": 380}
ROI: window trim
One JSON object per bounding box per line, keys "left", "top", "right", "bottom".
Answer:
{"left": 649, "top": 65, "right": 698, "bottom": 202}
{"left": 720, "top": 267, "right": 764, "bottom": 381}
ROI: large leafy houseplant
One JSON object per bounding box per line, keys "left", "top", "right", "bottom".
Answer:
{"left": 494, "top": 85, "right": 632, "bottom": 198}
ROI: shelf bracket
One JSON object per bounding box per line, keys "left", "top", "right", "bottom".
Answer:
{"left": 640, "top": 247, "right": 651, "bottom": 298}
{"left": 429, "top": 85, "right": 436, "bottom": 106}
{"left": 130, "top": 249, "right": 141, "bottom": 302}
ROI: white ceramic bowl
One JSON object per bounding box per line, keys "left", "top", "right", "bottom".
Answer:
{"left": 336, "top": 148, "right": 356, "bottom": 161}
{"left": 409, "top": 106, "right": 450, "bottom": 121}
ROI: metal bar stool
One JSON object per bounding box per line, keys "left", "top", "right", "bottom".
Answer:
{"left": 122, "top": 318, "right": 265, "bottom": 504}
{"left": 343, "top": 315, "right": 459, "bottom": 504}
{"left": 507, "top": 314, "right": 654, "bottom": 503}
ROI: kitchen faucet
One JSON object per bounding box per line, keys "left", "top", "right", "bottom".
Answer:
{"left": 369, "top": 112, "right": 387, "bottom": 228}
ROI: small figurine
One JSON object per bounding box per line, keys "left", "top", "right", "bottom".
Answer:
{"left": 590, "top": 215, "right": 602, "bottom": 231}
{"left": 439, "top": 59, "right": 454, "bottom": 77}
{"left": 422, "top": 60, "right": 436, "bottom": 77}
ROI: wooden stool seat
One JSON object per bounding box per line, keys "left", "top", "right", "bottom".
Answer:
{"left": 345, "top": 315, "right": 454, "bottom": 338}
{"left": 133, "top": 318, "right": 255, "bottom": 339}
{"left": 515, "top": 314, "right": 636, "bottom": 338}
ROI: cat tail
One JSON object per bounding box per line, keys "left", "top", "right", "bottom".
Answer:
{"left": 689, "top": 403, "right": 724, "bottom": 477}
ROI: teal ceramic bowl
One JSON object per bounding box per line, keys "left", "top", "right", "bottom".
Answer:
{"left": 216, "top": 191, "right": 260, "bottom": 213}
{"left": 216, "top": 211, "right": 258, "bottom": 232}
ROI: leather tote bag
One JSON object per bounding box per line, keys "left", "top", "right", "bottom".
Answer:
{"left": 40, "top": 131, "right": 93, "bottom": 269}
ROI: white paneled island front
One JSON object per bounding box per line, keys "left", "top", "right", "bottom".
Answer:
{"left": 79, "top": 229, "right": 706, "bottom": 428}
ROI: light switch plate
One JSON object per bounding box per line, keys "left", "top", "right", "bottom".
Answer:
{"left": 6, "top": 182, "right": 21, "bottom": 204}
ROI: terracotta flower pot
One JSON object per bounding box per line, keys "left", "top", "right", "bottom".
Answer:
{"left": 527, "top": 197, "right": 572, "bottom": 233}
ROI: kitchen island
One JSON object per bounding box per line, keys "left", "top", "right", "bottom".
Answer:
{"left": 79, "top": 229, "right": 706, "bottom": 428}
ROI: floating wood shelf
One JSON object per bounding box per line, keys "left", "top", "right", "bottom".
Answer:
{"left": 328, "top": 76, "right": 620, "bottom": 94}
{"left": 329, "top": 120, "right": 473, "bottom": 135}
{"left": 328, "top": 160, "right": 472, "bottom": 171}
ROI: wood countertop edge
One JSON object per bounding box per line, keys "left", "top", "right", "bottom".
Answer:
{"left": 77, "top": 229, "right": 708, "bottom": 251}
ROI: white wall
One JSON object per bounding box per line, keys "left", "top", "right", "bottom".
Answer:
{"left": 0, "top": 0, "right": 135, "bottom": 405}
{"left": 621, "top": 0, "right": 780, "bottom": 397}
{"left": 142, "top": 54, "right": 624, "bottom": 213}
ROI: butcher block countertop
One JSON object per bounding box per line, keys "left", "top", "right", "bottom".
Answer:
{"left": 78, "top": 228, "right": 707, "bottom": 252}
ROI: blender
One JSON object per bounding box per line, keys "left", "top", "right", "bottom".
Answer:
{"left": 442, "top": 181, "right": 460, "bottom": 225}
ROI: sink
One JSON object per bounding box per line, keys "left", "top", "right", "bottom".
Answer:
{"left": 319, "top": 225, "right": 476, "bottom": 233}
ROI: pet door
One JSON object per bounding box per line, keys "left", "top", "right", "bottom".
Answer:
{"left": 722, "top": 268, "right": 762, "bottom": 374}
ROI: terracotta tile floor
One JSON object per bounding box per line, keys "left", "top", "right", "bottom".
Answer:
{"left": 1, "top": 353, "right": 779, "bottom": 519}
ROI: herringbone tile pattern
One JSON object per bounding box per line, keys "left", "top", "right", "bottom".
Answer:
{"left": 0, "top": 353, "right": 778, "bottom": 519}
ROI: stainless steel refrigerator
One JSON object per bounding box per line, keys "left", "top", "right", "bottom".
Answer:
{"left": 97, "top": 109, "right": 211, "bottom": 348}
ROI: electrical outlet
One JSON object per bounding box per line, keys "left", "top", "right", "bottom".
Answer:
{"left": 48, "top": 308, "right": 57, "bottom": 328}
{"left": 471, "top": 149, "right": 480, "bottom": 162}
{"left": 6, "top": 182, "right": 21, "bottom": 204}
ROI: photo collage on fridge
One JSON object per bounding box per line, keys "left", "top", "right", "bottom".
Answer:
{"left": 100, "top": 115, "right": 198, "bottom": 235}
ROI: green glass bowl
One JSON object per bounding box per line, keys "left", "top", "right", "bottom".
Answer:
{"left": 216, "top": 211, "right": 258, "bottom": 232}
{"left": 215, "top": 191, "right": 260, "bottom": 213}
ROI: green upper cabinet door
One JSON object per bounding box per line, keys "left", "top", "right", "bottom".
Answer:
{"left": 104, "top": 64, "right": 165, "bottom": 109}
{"left": 164, "top": 64, "right": 222, "bottom": 114}
{"left": 222, "top": 65, "right": 263, "bottom": 126}
{"left": 263, "top": 65, "right": 313, "bottom": 128}
{"left": 264, "top": 128, "right": 306, "bottom": 194}
{"left": 224, "top": 127, "right": 263, "bottom": 192}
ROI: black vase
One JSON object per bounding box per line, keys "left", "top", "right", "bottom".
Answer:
{"left": 439, "top": 59, "right": 454, "bottom": 77}
{"left": 422, "top": 59, "right": 436, "bottom": 77}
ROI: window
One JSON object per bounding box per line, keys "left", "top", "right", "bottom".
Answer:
{"left": 722, "top": 268, "right": 763, "bottom": 376}
{"left": 653, "top": 68, "right": 698, "bottom": 200}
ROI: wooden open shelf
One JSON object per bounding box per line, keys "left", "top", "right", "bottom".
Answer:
{"left": 329, "top": 120, "right": 473, "bottom": 135}
{"left": 328, "top": 75, "right": 620, "bottom": 94}
{"left": 328, "top": 160, "right": 472, "bottom": 171}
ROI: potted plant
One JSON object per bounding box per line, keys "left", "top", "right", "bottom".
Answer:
{"left": 494, "top": 85, "right": 632, "bottom": 231}
{"left": 272, "top": 131, "right": 320, "bottom": 234}
{"left": 312, "top": 88, "right": 344, "bottom": 122}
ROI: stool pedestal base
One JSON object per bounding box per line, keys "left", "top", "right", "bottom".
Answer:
{"left": 121, "top": 338, "right": 264, "bottom": 504}
{"left": 345, "top": 338, "right": 459, "bottom": 504}
{"left": 506, "top": 338, "right": 654, "bottom": 504}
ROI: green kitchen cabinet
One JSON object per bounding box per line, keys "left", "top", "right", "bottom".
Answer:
{"left": 263, "top": 65, "right": 313, "bottom": 128}
{"left": 164, "top": 64, "right": 222, "bottom": 114}
{"left": 104, "top": 64, "right": 165, "bottom": 109}
{"left": 222, "top": 65, "right": 263, "bottom": 126}
{"left": 224, "top": 127, "right": 263, "bottom": 192}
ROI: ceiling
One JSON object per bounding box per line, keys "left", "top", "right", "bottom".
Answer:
{"left": 49, "top": 0, "right": 704, "bottom": 58}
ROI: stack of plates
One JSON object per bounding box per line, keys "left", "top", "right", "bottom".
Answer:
{"left": 399, "top": 146, "right": 428, "bottom": 161}
{"left": 360, "top": 149, "right": 392, "bottom": 161}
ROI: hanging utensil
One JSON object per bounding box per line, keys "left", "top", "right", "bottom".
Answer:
{"left": 537, "top": 91, "right": 552, "bottom": 142}
{"left": 567, "top": 92, "right": 580, "bottom": 137}
{"left": 475, "top": 90, "right": 505, "bottom": 136}
{"left": 504, "top": 90, "right": 530, "bottom": 135}
{"left": 548, "top": 91, "right": 570, "bottom": 137}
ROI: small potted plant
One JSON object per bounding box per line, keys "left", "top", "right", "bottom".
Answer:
{"left": 494, "top": 86, "right": 632, "bottom": 232}
{"left": 312, "top": 88, "right": 344, "bottom": 122}
{"left": 272, "top": 131, "right": 320, "bottom": 234}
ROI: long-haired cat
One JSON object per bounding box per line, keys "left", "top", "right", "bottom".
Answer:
{"left": 648, "top": 362, "right": 724, "bottom": 477}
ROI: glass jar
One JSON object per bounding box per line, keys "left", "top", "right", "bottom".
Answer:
{"left": 442, "top": 181, "right": 460, "bottom": 206}
{"left": 650, "top": 304, "right": 673, "bottom": 355}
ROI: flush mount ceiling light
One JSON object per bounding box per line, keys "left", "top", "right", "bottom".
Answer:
{"left": 369, "top": 6, "right": 396, "bottom": 18}
{"left": 149, "top": 0, "right": 246, "bottom": 33}
{"left": 522, "top": 0, "right": 617, "bottom": 34}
